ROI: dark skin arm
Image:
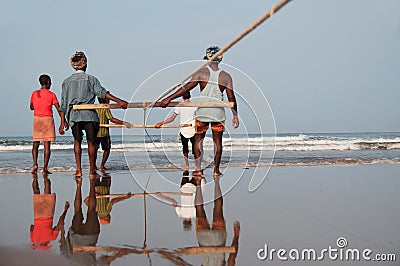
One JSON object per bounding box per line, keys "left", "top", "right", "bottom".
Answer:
{"left": 58, "top": 92, "right": 129, "bottom": 134}
{"left": 222, "top": 72, "right": 239, "bottom": 128}
{"left": 160, "top": 66, "right": 239, "bottom": 128}
{"left": 109, "top": 117, "right": 133, "bottom": 128}
{"left": 155, "top": 113, "right": 177, "bottom": 128}
{"left": 155, "top": 192, "right": 178, "bottom": 207}
{"left": 53, "top": 201, "right": 70, "bottom": 231}
{"left": 227, "top": 221, "right": 240, "bottom": 266}
{"left": 54, "top": 103, "right": 67, "bottom": 135}
{"left": 105, "top": 92, "right": 129, "bottom": 109}
{"left": 59, "top": 111, "right": 68, "bottom": 135}
{"left": 110, "top": 192, "right": 132, "bottom": 205}
{"left": 102, "top": 248, "right": 142, "bottom": 264}
{"left": 160, "top": 70, "right": 204, "bottom": 107}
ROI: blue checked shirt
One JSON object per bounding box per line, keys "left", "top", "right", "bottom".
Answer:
{"left": 60, "top": 71, "right": 108, "bottom": 127}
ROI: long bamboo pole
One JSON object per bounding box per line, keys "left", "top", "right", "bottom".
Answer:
{"left": 73, "top": 101, "right": 234, "bottom": 110}
{"left": 175, "top": 246, "right": 236, "bottom": 255}
{"left": 100, "top": 124, "right": 191, "bottom": 128}
{"left": 96, "top": 192, "right": 193, "bottom": 199}
{"left": 73, "top": 245, "right": 236, "bottom": 255}
{"left": 146, "top": 0, "right": 293, "bottom": 109}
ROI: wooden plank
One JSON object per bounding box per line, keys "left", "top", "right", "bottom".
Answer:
{"left": 73, "top": 101, "right": 234, "bottom": 110}
{"left": 73, "top": 245, "right": 236, "bottom": 255}
{"left": 176, "top": 246, "right": 236, "bottom": 255}
{"left": 96, "top": 192, "right": 193, "bottom": 199}
{"left": 100, "top": 123, "right": 191, "bottom": 128}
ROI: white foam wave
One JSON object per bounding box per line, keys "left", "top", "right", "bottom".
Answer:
{"left": 1, "top": 135, "right": 400, "bottom": 152}
{"left": 0, "top": 144, "right": 74, "bottom": 152}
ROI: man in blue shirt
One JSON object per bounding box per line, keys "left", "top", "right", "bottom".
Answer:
{"left": 59, "top": 51, "right": 129, "bottom": 178}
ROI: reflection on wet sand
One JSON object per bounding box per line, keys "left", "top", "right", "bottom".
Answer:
{"left": 157, "top": 175, "right": 203, "bottom": 232}
{"left": 73, "top": 244, "right": 237, "bottom": 265}
{"left": 194, "top": 176, "right": 240, "bottom": 266}
{"left": 88, "top": 172, "right": 131, "bottom": 225}
{"left": 30, "top": 173, "right": 69, "bottom": 250}
{"left": 72, "top": 173, "right": 240, "bottom": 265}
{"left": 64, "top": 177, "right": 100, "bottom": 264}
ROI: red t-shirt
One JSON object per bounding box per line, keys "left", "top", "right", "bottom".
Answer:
{"left": 30, "top": 89, "right": 59, "bottom": 117}
{"left": 30, "top": 217, "right": 59, "bottom": 244}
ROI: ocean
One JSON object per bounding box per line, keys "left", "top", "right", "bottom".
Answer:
{"left": 0, "top": 132, "right": 399, "bottom": 174}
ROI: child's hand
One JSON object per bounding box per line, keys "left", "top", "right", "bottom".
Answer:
{"left": 123, "top": 122, "right": 133, "bottom": 128}
{"left": 59, "top": 122, "right": 69, "bottom": 135}
{"left": 59, "top": 124, "right": 65, "bottom": 135}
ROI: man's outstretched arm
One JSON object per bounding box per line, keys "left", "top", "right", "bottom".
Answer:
{"left": 160, "top": 72, "right": 202, "bottom": 107}
{"left": 105, "top": 93, "right": 129, "bottom": 109}
{"left": 224, "top": 74, "right": 239, "bottom": 128}
{"left": 155, "top": 113, "right": 177, "bottom": 128}
{"left": 109, "top": 116, "right": 133, "bottom": 128}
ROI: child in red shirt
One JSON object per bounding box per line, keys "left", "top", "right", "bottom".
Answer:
{"left": 30, "top": 74, "right": 65, "bottom": 174}
{"left": 30, "top": 173, "right": 70, "bottom": 250}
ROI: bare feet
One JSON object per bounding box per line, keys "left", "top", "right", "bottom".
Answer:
{"left": 74, "top": 177, "right": 82, "bottom": 185}
{"left": 73, "top": 169, "right": 82, "bottom": 177}
{"left": 31, "top": 165, "right": 38, "bottom": 174}
{"left": 89, "top": 172, "right": 101, "bottom": 179}
{"left": 192, "top": 175, "right": 203, "bottom": 186}
{"left": 99, "top": 165, "right": 108, "bottom": 172}
{"left": 213, "top": 172, "right": 223, "bottom": 179}
{"left": 83, "top": 197, "right": 89, "bottom": 206}
{"left": 192, "top": 169, "right": 203, "bottom": 176}
{"left": 42, "top": 169, "right": 52, "bottom": 175}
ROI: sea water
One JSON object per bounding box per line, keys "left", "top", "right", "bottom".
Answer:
{"left": 0, "top": 132, "right": 399, "bottom": 174}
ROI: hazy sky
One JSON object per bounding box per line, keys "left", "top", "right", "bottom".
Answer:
{"left": 1, "top": 0, "right": 399, "bottom": 136}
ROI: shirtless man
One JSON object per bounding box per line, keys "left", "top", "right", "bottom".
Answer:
{"left": 160, "top": 46, "right": 239, "bottom": 177}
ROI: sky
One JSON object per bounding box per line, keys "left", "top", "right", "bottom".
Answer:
{"left": 0, "top": 0, "right": 399, "bottom": 136}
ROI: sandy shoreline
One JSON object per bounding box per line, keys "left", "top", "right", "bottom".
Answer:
{"left": 0, "top": 164, "right": 399, "bottom": 265}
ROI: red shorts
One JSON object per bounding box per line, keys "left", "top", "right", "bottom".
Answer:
{"left": 196, "top": 217, "right": 226, "bottom": 232}
{"left": 195, "top": 120, "right": 225, "bottom": 135}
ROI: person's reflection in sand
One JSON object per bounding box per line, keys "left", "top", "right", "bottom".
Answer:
{"left": 83, "top": 172, "right": 131, "bottom": 225}
{"left": 65, "top": 177, "right": 100, "bottom": 264}
{"left": 158, "top": 173, "right": 205, "bottom": 232}
{"left": 194, "top": 176, "right": 240, "bottom": 266}
{"left": 30, "top": 173, "right": 69, "bottom": 250}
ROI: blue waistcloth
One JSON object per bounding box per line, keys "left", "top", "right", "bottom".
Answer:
{"left": 60, "top": 72, "right": 108, "bottom": 127}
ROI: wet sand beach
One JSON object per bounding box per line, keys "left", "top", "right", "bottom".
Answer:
{"left": 0, "top": 164, "right": 399, "bottom": 265}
